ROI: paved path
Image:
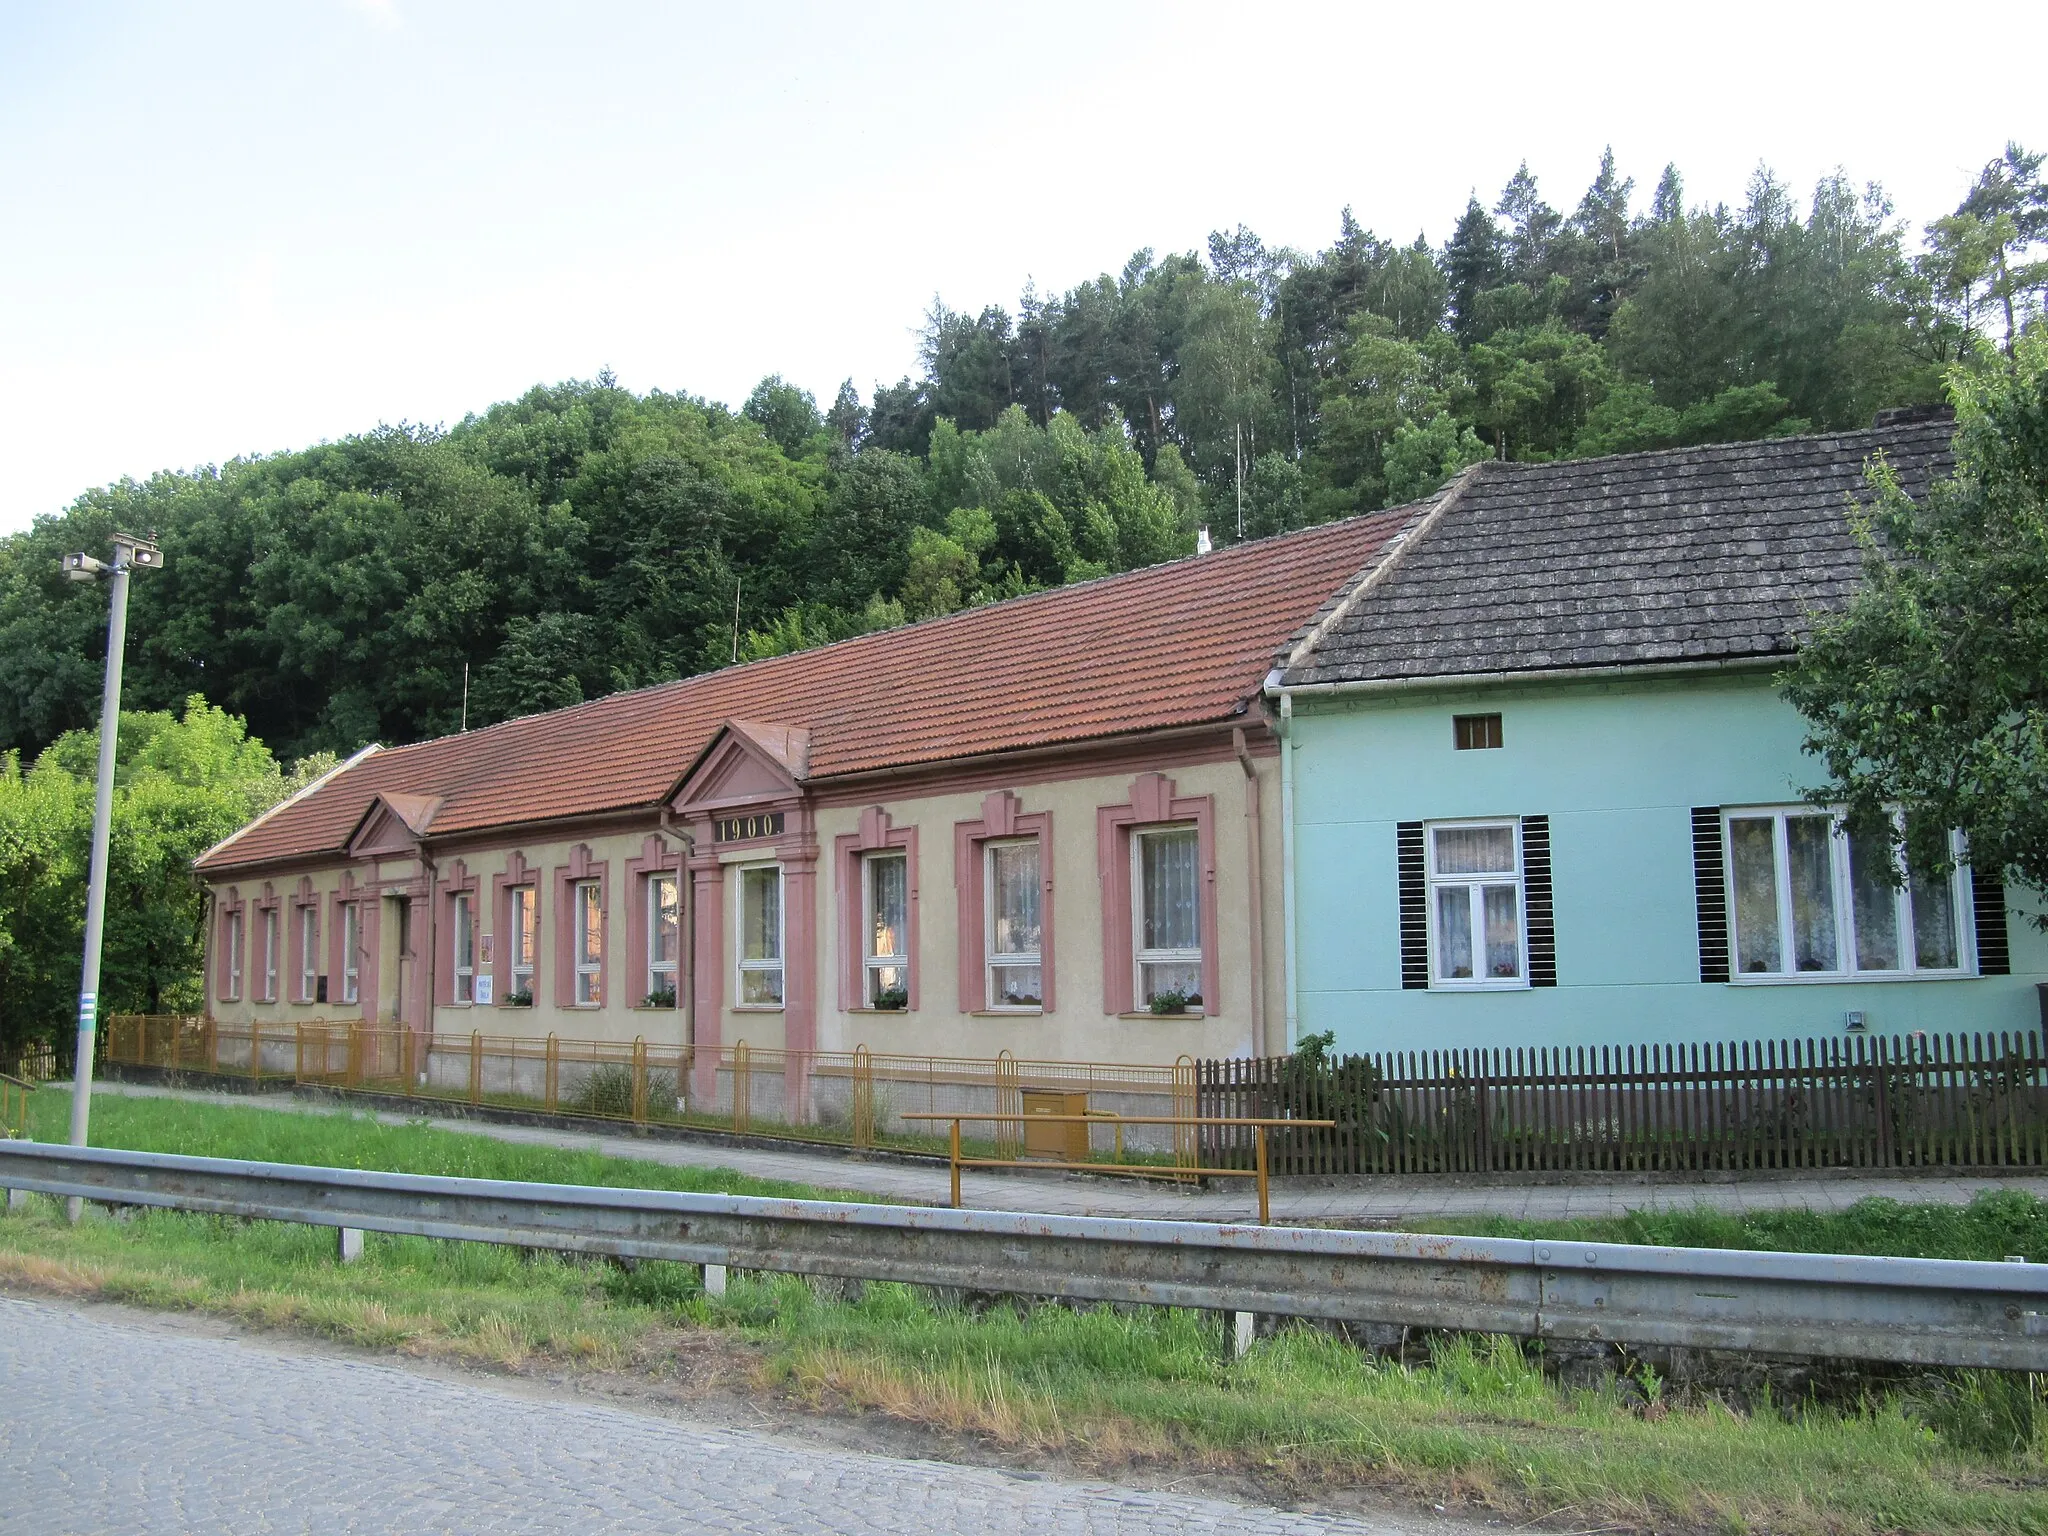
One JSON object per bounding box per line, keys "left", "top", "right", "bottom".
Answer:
{"left": 92, "top": 1082, "right": 2048, "bottom": 1225}
{"left": 0, "top": 1295, "right": 1435, "bottom": 1535}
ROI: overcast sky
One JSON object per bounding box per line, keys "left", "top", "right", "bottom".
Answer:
{"left": 2, "top": 1, "right": 2042, "bottom": 534}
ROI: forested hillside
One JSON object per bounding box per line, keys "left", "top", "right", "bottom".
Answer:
{"left": 3, "top": 146, "right": 2042, "bottom": 769}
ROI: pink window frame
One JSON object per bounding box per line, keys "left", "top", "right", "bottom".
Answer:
{"left": 436, "top": 858, "right": 481, "bottom": 1007}
{"left": 1096, "top": 773, "right": 1219, "bottom": 1016}
{"left": 216, "top": 886, "right": 246, "bottom": 1002}
{"left": 329, "top": 869, "right": 374, "bottom": 1012}
{"left": 952, "top": 790, "right": 1055, "bottom": 1013}
{"left": 254, "top": 884, "right": 281, "bottom": 1002}
{"left": 491, "top": 851, "right": 540, "bottom": 1004}
{"left": 835, "top": 807, "right": 919, "bottom": 1012}
{"left": 291, "top": 876, "right": 320, "bottom": 1003}
{"left": 553, "top": 844, "right": 609, "bottom": 1009}
{"left": 625, "top": 835, "right": 685, "bottom": 1008}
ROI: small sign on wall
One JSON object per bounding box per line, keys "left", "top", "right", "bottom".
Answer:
{"left": 473, "top": 974, "right": 494, "bottom": 1006}
{"left": 480, "top": 934, "right": 495, "bottom": 964}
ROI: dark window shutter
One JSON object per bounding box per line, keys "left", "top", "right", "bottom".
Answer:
{"left": 1973, "top": 867, "right": 2011, "bottom": 976}
{"left": 1521, "top": 815, "right": 1556, "bottom": 986}
{"left": 1397, "top": 821, "right": 1428, "bottom": 989}
{"left": 1691, "top": 806, "right": 1730, "bottom": 983}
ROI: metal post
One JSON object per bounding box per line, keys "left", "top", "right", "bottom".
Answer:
{"left": 66, "top": 546, "right": 139, "bottom": 1219}
{"left": 950, "top": 1118, "right": 962, "bottom": 1209}
{"left": 1255, "top": 1124, "right": 1270, "bottom": 1226}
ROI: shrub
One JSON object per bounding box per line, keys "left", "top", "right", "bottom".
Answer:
{"left": 568, "top": 1064, "right": 678, "bottom": 1119}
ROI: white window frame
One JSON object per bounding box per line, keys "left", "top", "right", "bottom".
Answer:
{"left": 452, "top": 892, "right": 475, "bottom": 1005}
{"left": 735, "top": 862, "right": 785, "bottom": 1010}
{"left": 1424, "top": 818, "right": 1528, "bottom": 990}
{"left": 261, "top": 908, "right": 278, "bottom": 1002}
{"left": 862, "top": 851, "right": 910, "bottom": 1008}
{"left": 647, "top": 872, "right": 680, "bottom": 1001}
{"left": 298, "top": 904, "right": 318, "bottom": 1002}
{"left": 340, "top": 902, "right": 361, "bottom": 1005}
{"left": 572, "top": 879, "right": 603, "bottom": 1007}
{"left": 1131, "top": 825, "right": 1203, "bottom": 1011}
{"left": 224, "top": 909, "right": 244, "bottom": 1001}
{"left": 983, "top": 838, "right": 1043, "bottom": 1012}
{"left": 509, "top": 886, "right": 536, "bottom": 1000}
{"left": 1722, "top": 806, "right": 1971, "bottom": 983}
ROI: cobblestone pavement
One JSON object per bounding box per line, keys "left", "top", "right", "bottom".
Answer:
{"left": 0, "top": 1296, "right": 1438, "bottom": 1536}
{"left": 96, "top": 1082, "right": 2048, "bottom": 1225}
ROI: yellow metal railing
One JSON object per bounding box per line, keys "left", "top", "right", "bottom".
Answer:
{"left": 903, "top": 1112, "right": 1335, "bottom": 1224}
{"left": 1, "top": 1072, "right": 33, "bottom": 1139}
{"left": 94, "top": 1016, "right": 1198, "bottom": 1158}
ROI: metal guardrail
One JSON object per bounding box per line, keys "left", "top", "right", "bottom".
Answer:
{"left": 5, "top": 1140, "right": 2048, "bottom": 1369}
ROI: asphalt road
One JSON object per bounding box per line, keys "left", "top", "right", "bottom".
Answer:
{"left": 0, "top": 1296, "right": 1447, "bottom": 1536}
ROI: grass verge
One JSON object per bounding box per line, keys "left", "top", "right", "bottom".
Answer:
{"left": 1406, "top": 1191, "right": 2048, "bottom": 1264}
{"left": 5, "top": 1090, "right": 2047, "bottom": 1534}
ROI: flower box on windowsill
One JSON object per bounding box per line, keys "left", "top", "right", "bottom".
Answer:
{"left": 1118, "top": 1011, "right": 1207, "bottom": 1021}
{"left": 503, "top": 991, "right": 534, "bottom": 1009}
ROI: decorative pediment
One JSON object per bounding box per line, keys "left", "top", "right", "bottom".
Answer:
{"left": 669, "top": 720, "right": 811, "bottom": 815}
{"left": 346, "top": 792, "right": 444, "bottom": 859}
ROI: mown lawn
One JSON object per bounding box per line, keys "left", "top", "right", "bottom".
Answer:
{"left": 5, "top": 1088, "right": 2047, "bottom": 1535}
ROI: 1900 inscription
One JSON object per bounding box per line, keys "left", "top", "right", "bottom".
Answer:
{"left": 714, "top": 812, "right": 785, "bottom": 843}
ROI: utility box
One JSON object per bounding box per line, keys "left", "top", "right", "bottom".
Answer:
{"left": 1022, "top": 1091, "right": 1089, "bottom": 1160}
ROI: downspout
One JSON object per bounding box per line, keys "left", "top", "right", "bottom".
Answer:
{"left": 1277, "top": 688, "right": 1298, "bottom": 1053}
{"left": 1232, "top": 728, "right": 1269, "bottom": 1058}
{"left": 417, "top": 843, "right": 437, "bottom": 1085}
{"left": 657, "top": 807, "right": 696, "bottom": 1048}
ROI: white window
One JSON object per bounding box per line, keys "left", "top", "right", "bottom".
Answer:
{"left": 573, "top": 880, "right": 603, "bottom": 1006}
{"left": 1426, "top": 821, "right": 1524, "bottom": 987}
{"left": 340, "top": 903, "right": 361, "bottom": 1005}
{"left": 261, "top": 909, "right": 278, "bottom": 1002}
{"left": 224, "top": 910, "right": 244, "bottom": 1000}
{"left": 452, "top": 892, "right": 475, "bottom": 1004}
{"left": 1725, "top": 808, "right": 1965, "bottom": 979}
{"left": 737, "top": 864, "right": 783, "bottom": 1006}
{"left": 1133, "top": 826, "right": 1202, "bottom": 1009}
{"left": 647, "top": 873, "right": 679, "bottom": 1002}
{"left": 984, "top": 840, "right": 1042, "bottom": 1009}
{"left": 509, "top": 887, "right": 536, "bottom": 1000}
{"left": 298, "top": 905, "right": 319, "bottom": 1001}
{"left": 863, "top": 852, "right": 909, "bottom": 1008}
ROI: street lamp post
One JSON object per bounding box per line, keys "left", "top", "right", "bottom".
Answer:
{"left": 61, "top": 534, "right": 162, "bottom": 1177}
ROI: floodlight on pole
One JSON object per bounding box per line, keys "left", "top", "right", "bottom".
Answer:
{"left": 61, "top": 533, "right": 162, "bottom": 1211}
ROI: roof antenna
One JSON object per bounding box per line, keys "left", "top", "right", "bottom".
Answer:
{"left": 460, "top": 662, "right": 469, "bottom": 732}
{"left": 731, "top": 577, "right": 743, "bottom": 663}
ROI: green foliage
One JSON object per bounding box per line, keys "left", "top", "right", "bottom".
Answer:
{"left": 4, "top": 144, "right": 2036, "bottom": 791}
{"left": 0, "top": 698, "right": 298, "bottom": 1060}
{"left": 567, "top": 1064, "right": 678, "bottom": 1119}
{"left": 1783, "top": 337, "right": 2048, "bottom": 908}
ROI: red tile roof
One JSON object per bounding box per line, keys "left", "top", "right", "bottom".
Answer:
{"left": 198, "top": 508, "right": 1414, "bottom": 872}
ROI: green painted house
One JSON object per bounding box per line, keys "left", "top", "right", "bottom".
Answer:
{"left": 1269, "top": 413, "right": 2045, "bottom": 1055}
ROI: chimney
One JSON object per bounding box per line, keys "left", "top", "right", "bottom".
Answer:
{"left": 1196, "top": 527, "right": 1213, "bottom": 555}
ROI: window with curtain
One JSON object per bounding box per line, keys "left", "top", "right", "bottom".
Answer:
{"left": 864, "top": 852, "right": 909, "bottom": 1007}
{"left": 1725, "top": 807, "right": 1964, "bottom": 977}
{"left": 1426, "top": 822, "right": 1523, "bottom": 986}
{"left": 509, "top": 887, "right": 536, "bottom": 999}
{"left": 298, "top": 905, "right": 319, "bottom": 1002}
{"left": 1133, "top": 826, "right": 1201, "bottom": 1008}
{"left": 573, "top": 881, "right": 603, "bottom": 1005}
{"left": 223, "top": 910, "right": 243, "bottom": 1000}
{"left": 984, "top": 840, "right": 1042, "bottom": 1009}
{"left": 261, "top": 910, "right": 278, "bottom": 1002}
{"left": 737, "top": 864, "right": 783, "bottom": 1006}
{"left": 647, "top": 873, "right": 679, "bottom": 1001}
{"left": 340, "top": 903, "right": 361, "bottom": 1004}
{"left": 452, "top": 892, "right": 475, "bottom": 1003}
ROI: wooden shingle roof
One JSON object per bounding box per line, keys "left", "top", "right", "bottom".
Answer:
{"left": 1279, "top": 419, "right": 1956, "bottom": 689}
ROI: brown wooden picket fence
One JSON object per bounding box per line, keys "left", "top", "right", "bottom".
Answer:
{"left": 1198, "top": 1031, "right": 2048, "bottom": 1176}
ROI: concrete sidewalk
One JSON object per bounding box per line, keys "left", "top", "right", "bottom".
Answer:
{"left": 86, "top": 1080, "right": 2048, "bottom": 1226}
